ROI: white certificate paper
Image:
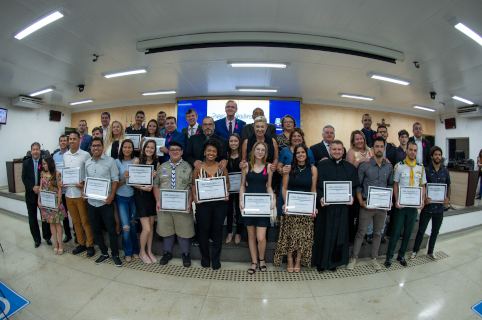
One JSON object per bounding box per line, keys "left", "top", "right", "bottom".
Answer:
{"left": 398, "top": 186, "right": 422, "bottom": 208}
{"left": 160, "top": 189, "right": 189, "bottom": 212}
{"left": 426, "top": 183, "right": 447, "bottom": 203}
{"left": 196, "top": 176, "right": 227, "bottom": 202}
{"left": 127, "top": 164, "right": 153, "bottom": 186}
{"left": 242, "top": 193, "right": 273, "bottom": 217}
{"left": 61, "top": 167, "right": 81, "bottom": 186}
{"left": 84, "top": 177, "right": 110, "bottom": 200}
{"left": 228, "top": 172, "right": 242, "bottom": 193}
{"left": 323, "top": 181, "right": 352, "bottom": 204}
{"left": 125, "top": 134, "right": 142, "bottom": 150}
{"left": 40, "top": 190, "right": 57, "bottom": 209}
{"left": 149, "top": 137, "right": 166, "bottom": 156}
{"left": 367, "top": 186, "right": 393, "bottom": 210}
{"left": 285, "top": 191, "right": 316, "bottom": 215}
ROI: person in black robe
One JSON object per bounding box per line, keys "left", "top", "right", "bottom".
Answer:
{"left": 312, "top": 140, "right": 360, "bottom": 272}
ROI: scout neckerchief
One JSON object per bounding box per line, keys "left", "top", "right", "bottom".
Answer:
{"left": 169, "top": 158, "right": 182, "bottom": 189}
{"left": 403, "top": 156, "right": 424, "bottom": 186}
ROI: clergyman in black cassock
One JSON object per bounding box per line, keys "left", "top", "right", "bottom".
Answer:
{"left": 312, "top": 140, "right": 359, "bottom": 272}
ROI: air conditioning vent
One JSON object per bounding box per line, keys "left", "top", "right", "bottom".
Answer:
{"left": 456, "top": 105, "right": 481, "bottom": 118}
{"left": 11, "top": 96, "right": 44, "bottom": 108}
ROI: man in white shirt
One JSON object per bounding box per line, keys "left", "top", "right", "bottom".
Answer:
{"left": 408, "top": 122, "right": 431, "bottom": 167}
{"left": 182, "top": 108, "right": 201, "bottom": 140}
{"left": 101, "top": 111, "right": 110, "bottom": 140}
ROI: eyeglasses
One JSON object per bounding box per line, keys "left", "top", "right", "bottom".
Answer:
{"left": 170, "top": 148, "right": 182, "bottom": 152}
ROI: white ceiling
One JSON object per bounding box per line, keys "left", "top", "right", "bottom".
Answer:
{"left": 1, "top": 0, "right": 482, "bottom": 118}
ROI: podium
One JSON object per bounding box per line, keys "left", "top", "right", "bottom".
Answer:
{"left": 448, "top": 168, "right": 479, "bottom": 206}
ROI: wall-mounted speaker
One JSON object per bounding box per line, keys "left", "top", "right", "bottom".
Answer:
{"left": 49, "top": 110, "right": 62, "bottom": 122}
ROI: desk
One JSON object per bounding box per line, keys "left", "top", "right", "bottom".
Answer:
{"left": 448, "top": 168, "right": 478, "bottom": 206}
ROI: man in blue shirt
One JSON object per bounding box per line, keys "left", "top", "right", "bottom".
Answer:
{"left": 361, "top": 114, "right": 376, "bottom": 148}
{"left": 159, "top": 116, "right": 186, "bottom": 163}
{"left": 214, "top": 100, "right": 245, "bottom": 141}
{"left": 78, "top": 120, "right": 92, "bottom": 152}
{"left": 411, "top": 146, "right": 451, "bottom": 260}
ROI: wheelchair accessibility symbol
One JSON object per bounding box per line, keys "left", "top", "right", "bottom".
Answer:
{"left": 0, "top": 281, "right": 30, "bottom": 318}
{"left": 0, "top": 298, "right": 10, "bottom": 320}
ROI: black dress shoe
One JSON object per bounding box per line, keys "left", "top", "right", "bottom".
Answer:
{"left": 63, "top": 235, "right": 72, "bottom": 243}
{"left": 381, "top": 235, "right": 386, "bottom": 243}
{"left": 384, "top": 258, "right": 392, "bottom": 268}
{"left": 34, "top": 242, "right": 41, "bottom": 248}
{"left": 46, "top": 239, "right": 53, "bottom": 246}
{"left": 159, "top": 251, "right": 173, "bottom": 265}
{"left": 366, "top": 234, "right": 373, "bottom": 244}
{"left": 397, "top": 256, "right": 407, "bottom": 267}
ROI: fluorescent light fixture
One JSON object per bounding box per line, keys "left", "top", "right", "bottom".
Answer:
{"left": 14, "top": 10, "right": 65, "bottom": 40}
{"left": 414, "top": 105, "right": 436, "bottom": 112}
{"left": 236, "top": 87, "right": 279, "bottom": 93}
{"left": 69, "top": 99, "right": 94, "bottom": 106}
{"left": 339, "top": 93, "right": 374, "bottom": 101}
{"left": 454, "top": 22, "right": 482, "bottom": 46}
{"left": 228, "top": 61, "right": 289, "bottom": 68}
{"left": 452, "top": 95, "right": 474, "bottom": 105}
{"left": 29, "top": 87, "right": 54, "bottom": 97}
{"left": 141, "top": 90, "right": 176, "bottom": 96}
{"left": 368, "top": 73, "right": 410, "bottom": 85}
{"left": 102, "top": 68, "right": 148, "bottom": 78}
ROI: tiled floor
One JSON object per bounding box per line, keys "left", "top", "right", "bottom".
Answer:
{"left": 1, "top": 210, "right": 481, "bottom": 320}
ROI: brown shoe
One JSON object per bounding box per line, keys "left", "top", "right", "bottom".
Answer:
{"left": 125, "top": 256, "right": 132, "bottom": 263}
{"left": 133, "top": 254, "right": 139, "bottom": 259}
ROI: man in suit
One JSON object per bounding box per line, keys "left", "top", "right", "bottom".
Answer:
{"left": 361, "top": 114, "right": 376, "bottom": 148}
{"left": 376, "top": 125, "right": 398, "bottom": 165}
{"left": 22, "top": 142, "right": 52, "bottom": 247}
{"left": 240, "top": 107, "right": 277, "bottom": 143}
{"left": 182, "top": 108, "right": 201, "bottom": 141}
{"left": 78, "top": 120, "right": 92, "bottom": 152}
{"left": 409, "top": 122, "right": 431, "bottom": 167}
{"left": 159, "top": 116, "right": 186, "bottom": 163}
{"left": 214, "top": 100, "right": 246, "bottom": 141}
{"left": 310, "top": 125, "right": 346, "bottom": 162}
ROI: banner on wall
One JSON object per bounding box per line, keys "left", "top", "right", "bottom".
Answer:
{"left": 207, "top": 100, "right": 269, "bottom": 124}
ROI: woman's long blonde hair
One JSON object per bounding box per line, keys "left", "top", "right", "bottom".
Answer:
{"left": 248, "top": 141, "right": 268, "bottom": 172}
{"left": 350, "top": 130, "right": 370, "bottom": 152}
{"left": 104, "top": 120, "right": 126, "bottom": 150}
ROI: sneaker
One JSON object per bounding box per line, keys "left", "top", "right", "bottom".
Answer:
{"left": 159, "top": 251, "right": 173, "bottom": 265}
{"left": 86, "top": 247, "right": 95, "bottom": 257}
{"left": 95, "top": 254, "right": 110, "bottom": 265}
{"left": 72, "top": 245, "right": 87, "bottom": 255}
{"left": 346, "top": 258, "right": 356, "bottom": 270}
{"left": 191, "top": 240, "right": 199, "bottom": 246}
{"left": 410, "top": 252, "right": 418, "bottom": 260}
{"left": 427, "top": 253, "right": 438, "bottom": 260}
{"left": 182, "top": 253, "right": 191, "bottom": 267}
{"left": 113, "top": 255, "right": 122, "bottom": 267}
{"left": 370, "top": 258, "right": 382, "bottom": 270}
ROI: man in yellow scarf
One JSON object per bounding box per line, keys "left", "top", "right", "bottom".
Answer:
{"left": 385, "top": 141, "right": 426, "bottom": 268}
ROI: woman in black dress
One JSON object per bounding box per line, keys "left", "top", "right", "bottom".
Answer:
{"left": 133, "top": 140, "right": 159, "bottom": 264}
{"left": 225, "top": 133, "right": 244, "bottom": 244}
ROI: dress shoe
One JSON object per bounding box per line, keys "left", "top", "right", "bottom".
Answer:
{"left": 384, "top": 258, "right": 392, "bottom": 268}
{"left": 73, "top": 245, "right": 87, "bottom": 255}
{"left": 34, "top": 242, "right": 41, "bottom": 248}
{"left": 63, "top": 235, "right": 72, "bottom": 243}
{"left": 381, "top": 235, "right": 386, "bottom": 243}
{"left": 46, "top": 239, "right": 53, "bottom": 246}
{"left": 86, "top": 247, "right": 95, "bottom": 257}
{"left": 366, "top": 234, "right": 373, "bottom": 244}
{"left": 397, "top": 256, "right": 407, "bottom": 266}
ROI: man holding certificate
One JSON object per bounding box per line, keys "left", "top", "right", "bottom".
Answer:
{"left": 385, "top": 141, "right": 426, "bottom": 268}
{"left": 153, "top": 141, "right": 194, "bottom": 268}
{"left": 83, "top": 137, "right": 122, "bottom": 267}
{"left": 411, "top": 146, "right": 450, "bottom": 261}
{"left": 347, "top": 137, "right": 393, "bottom": 271}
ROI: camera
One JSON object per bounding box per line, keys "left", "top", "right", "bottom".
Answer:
{"left": 78, "top": 84, "right": 85, "bottom": 92}
{"left": 430, "top": 91, "right": 436, "bottom": 100}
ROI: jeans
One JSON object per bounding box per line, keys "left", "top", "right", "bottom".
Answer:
{"left": 87, "top": 202, "right": 119, "bottom": 256}
{"left": 413, "top": 210, "right": 443, "bottom": 254}
{"left": 115, "top": 195, "right": 139, "bottom": 257}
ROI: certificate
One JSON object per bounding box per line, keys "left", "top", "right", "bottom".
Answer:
{"left": 228, "top": 172, "right": 242, "bottom": 193}
{"left": 160, "top": 189, "right": 189, "bottom": 212}
{"left": 40, "top": 190, "right": 57, "bottom": 209}
{"left": 398, "top": 186, "right": 423, "bottom": 208}
{"left": 55, "top": 162, "right": 64, "bottom": 172}
{"left": 127, "top": 164, "right": 153, "bottom": 186}
{"left": 195, "top": 176, "right": 227, "bottom": 202}
{"left": 125, "top": 134, "right": 142, "bottom": 150}
{"left": 61, "top": 167, "right": 81, "bottom": 186}
{"left": 285, "top": 191, "right": 316, "bottom": 215}
{"left": 149, "top": 137, "right": 166, "bottom": 156}
{"left": 323, "top": 181, "right": 352, "bottom": 204}
{"left": 426, "top": 183, "right": 447, "bottom": 203}
{"left": 366, "top": 186, "right": 393, "bottom": 210}
{"left": 83, "top": 177, "right": 110, "bottom": 200}
{"left": 242, "top": 193, "right": 273, "bottom": 217}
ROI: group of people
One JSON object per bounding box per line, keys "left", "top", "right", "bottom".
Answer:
{"left": 22, "top": 101, "right": 451, "bottom": 273}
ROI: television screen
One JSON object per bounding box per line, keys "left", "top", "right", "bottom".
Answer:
{"left": 0, "top": 108, "right": 7, "bottom": 125}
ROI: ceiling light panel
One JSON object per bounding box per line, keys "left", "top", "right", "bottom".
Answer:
{"left": 451, "top": 20, "right": 482, "bottom": 46}
{"left": 69, "top": 99, "right": 94, "bottom": 105}
{"left": 414, "top": 105, "right": 436, "bottom": 112}
{"left": 102, "top": 68, "right": 149, "bottom": 78}
{"left": 368, "top": 73, "right": 411, "bottom": 85}
{"left": 29, "top": 87, "right": 54, "bottom": 97}
{"left": 452, "top": 95, "right": 474, "bottom": 105}
{"left": 236, "top": 87, "right": 279, "bottom": 92}
{"left": 14, "top": 8, "right": 67, "bottom": 40}
{"left": 227, "top": 61, "right": 289, "bottom": 68}
{"left": 141, "top": 90, "right": 177, "bottom": 96}
{"left": 339, "top": 93, "right": 374, "bottom": 101}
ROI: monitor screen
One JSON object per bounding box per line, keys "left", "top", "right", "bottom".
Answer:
{"left": 0, "top": 108, "right": 7, "bottom": 125}
{"left": 455, "top": 150, "right": 465, "bottom": 160}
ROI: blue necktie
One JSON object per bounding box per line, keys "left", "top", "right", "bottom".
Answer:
{"left": 34, "top": 159, "right": 38, "bottom": 185}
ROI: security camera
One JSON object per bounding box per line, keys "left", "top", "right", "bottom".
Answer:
{"left": 77, "top": 84, "right": 85, "bottom": 92}
{"left": 430, "top": 91, "right": 436, "bottom": 100}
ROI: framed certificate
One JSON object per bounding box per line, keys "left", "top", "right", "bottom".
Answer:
{"left": 160, "top": 189, "right": 189, "bottom": 212}
{"left": 127, "top": 164, "right": 153, "bottom": 186}
{"left": 285, "top": 191, "right": 316, "bottom": 215}
{"left": 149, "top": 137, "right": 166, "bottom": 156}
{"left": 398, "top": 186, "right": 423, "bottom": 208}
{"left": 242, "top": 193, "right": 273, "bottom": 217}
{"left": 55, "top": 162, "right": 64, "bottom": 172}
{"left": 366, "top": 186, "right": 393, "bottom": 210}
{"left": 83, "top": 177, "right": 110, "bottom": 200}
{"left": 61, "top": 167, "right": 81, "bottom": 186}
{"left": 228, "top": 172, "right": 242, "bottom": 193}
{"left": 426, "top": 183, "right": 447, "bottom": 203}
{"left": 195, "top": 176, "right": 227, "bottom": 202}
{"left": 323, "top": 181, "right": 352, "bottom": 204}
{"left": 40, "top": 190, "right": 57, "bottom": 209}
{"left": 125, "top": 134, "right": 142, "bottom": 150}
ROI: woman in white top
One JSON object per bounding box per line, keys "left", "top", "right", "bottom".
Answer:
{"left": 104, "top": 120, "right": 126, "bottom": 159}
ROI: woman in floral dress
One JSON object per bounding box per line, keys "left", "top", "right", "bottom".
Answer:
{"left": 38, "top": 156, "right": 67, "bottom": 254}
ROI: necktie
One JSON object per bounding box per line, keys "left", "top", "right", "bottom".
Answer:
{"left": 229, "top": 121, "right": 233, "bottom": 134}
{"left": 190, "top": 127, "right": 194, "bottom": 137}
{"left": 34, "top": 159, "right": 38, "bottom": 185}
{"left": 169, "top": 159, "right": 182, "bottom": 189}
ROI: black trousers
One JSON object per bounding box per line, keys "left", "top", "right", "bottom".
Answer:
{"left": 61, "top": 194, "right": 72, "bottom": 238}
{"left": 413, "top": 211, "right": 443, "bottom": 255}
{"left": 196, "top": 201, "right": 227, "bottom": 269}
{"left": 87, "top": 202, "right": 119, "bottom": 256}
{"left": 26, "top": 194, "right": 51, "bottom": 243}
{"left": 226, "top": 193, "right": 243, "bottom": 235}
